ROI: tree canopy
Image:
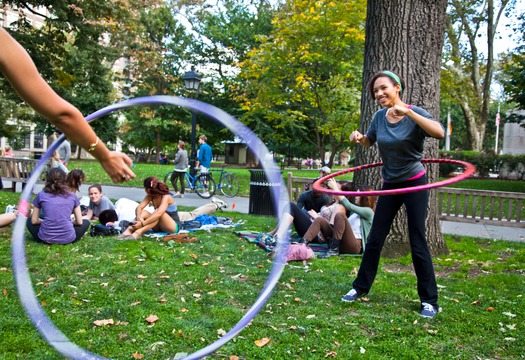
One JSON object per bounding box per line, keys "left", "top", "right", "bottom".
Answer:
{"left": 236, "top": 0, "right": 366, "bottom": 165}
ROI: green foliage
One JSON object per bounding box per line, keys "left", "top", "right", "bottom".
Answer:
{"left": 441, "top": 0, "right": 519, "bottom": 151}
{"left": 237, "top": 0, "right": 366, "bottom": 163}
{"left": 439, "top": 150, "right": 525, "bottom": 180}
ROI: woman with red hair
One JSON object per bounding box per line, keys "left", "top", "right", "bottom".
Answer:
{"left": 118, "top": 177, "right": 180, "bottom": 240}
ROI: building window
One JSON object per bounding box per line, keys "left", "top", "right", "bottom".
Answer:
{"left": 34, "top": 132, "right": 44, "bottom": 149}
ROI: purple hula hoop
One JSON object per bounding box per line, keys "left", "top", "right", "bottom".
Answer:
{"left": 11, "top": 96, "right": 291, "bottom": 360}
{"left": 312, "top": 159, "right": 476, "bottom": 197}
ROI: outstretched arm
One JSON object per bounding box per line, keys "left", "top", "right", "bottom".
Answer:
{"left": 0, "top": 28, "right": 135, "bottom": 183}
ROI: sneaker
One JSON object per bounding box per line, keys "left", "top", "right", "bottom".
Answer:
{"left": 420, "top": 302, "right": 438, "bottom": 318}
{"left": 172, "top": 191, "right": 181, "bottom": 198}
{"left": 341, "top": 288, "right": 360, "bottom": 302}
{"left": 211, "top": 196, "right": 228, "bottom": 209}
{"left": 201, "top": 192, "right": 211, "bottom": 198}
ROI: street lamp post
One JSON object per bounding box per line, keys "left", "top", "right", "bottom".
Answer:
{"left": 183, "top": 66, "right": 201, "bottom": 178}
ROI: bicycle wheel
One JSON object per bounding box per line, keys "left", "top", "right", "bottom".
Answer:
{"left": 164, "top": 171, "right": 173, "bottom": 186}
{"left": 195, "top": 173, "right": 216, "bottom": 199}
{"left": 220, "top": 174, "right": 239, "bottom": 197}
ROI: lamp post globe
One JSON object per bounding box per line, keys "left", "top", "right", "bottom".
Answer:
{"left": 183, "top": 66, "right": 201, "bottom": 178}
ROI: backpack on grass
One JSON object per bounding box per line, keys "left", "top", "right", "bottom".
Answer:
{"left": 90, "top": 224, "right": 119, "bottom": 237}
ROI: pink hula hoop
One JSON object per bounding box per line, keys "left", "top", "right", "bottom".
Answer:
{"left": 312, "top": 159, "right": 476, "bottom": 197}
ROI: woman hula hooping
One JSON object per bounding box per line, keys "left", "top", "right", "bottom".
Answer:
{"left": 341, "top": 70, "right": 445, "bottom": 319}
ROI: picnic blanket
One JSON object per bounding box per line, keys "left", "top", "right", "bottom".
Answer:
{"left": 143, "top": 216, "right": 242, "bottom": 240}
{"left": 235, "top": 230, "right": 328, "bottom": 254}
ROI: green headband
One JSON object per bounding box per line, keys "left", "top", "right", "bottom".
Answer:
{"left": 382, "top": 71, "right": 403, "bottom": 92}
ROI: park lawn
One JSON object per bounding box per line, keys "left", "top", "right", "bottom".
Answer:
{"left": 67, "top": 160, "right": 524, "bottom": 198}
{"left": 0, "top": 190, "right": 524, "bottom": 359}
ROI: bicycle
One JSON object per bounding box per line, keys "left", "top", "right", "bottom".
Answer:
{"left": 210, "top": 164, "right": 239, "bottom": 198}
{"left": 164, "top": 168, "right": 216, "bottom": 199}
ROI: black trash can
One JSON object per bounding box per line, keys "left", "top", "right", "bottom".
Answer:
{"left": 249, "top": 170, "right": 282, "bottom": 216}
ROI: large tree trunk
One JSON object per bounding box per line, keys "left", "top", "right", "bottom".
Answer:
{"left": 354, "top": 0, "right": 449, "bottom": 258}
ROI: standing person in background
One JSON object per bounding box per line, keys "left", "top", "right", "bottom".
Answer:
{"left": 170, "top": 140, "right": 188, "bottom": 198}
{"left": 341, "top": 70, "right": 445, "bottom": 319}
{"left": 55, "top": 130, "right": 71, "bottom": 167}
{"left": 51, "top": 150, "right": 69, "bottom": 173}
{"left": 26, "top": 168, "right": 89, "bottom": 244}
{"left": 196, "top": 135, "right": 213, "bottom": 197}
{"left": 196, "top": 135, "right": 212, "bottom": 174}
{"left": 0, "top": 28, "right": 134, "bottom": 183}
{"left": 4, "top": 146, "right": 14, "bottom": 157}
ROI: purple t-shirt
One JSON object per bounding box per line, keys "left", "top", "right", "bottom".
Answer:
{"left": 32, "top": 191, "right": 80, "bottom": 244}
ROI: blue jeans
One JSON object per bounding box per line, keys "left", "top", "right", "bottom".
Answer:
{"left": 352, "top": 175, "right": 438, "bottom": 308}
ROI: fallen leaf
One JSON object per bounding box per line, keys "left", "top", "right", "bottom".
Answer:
{"left": 130, "top": 301, "right": 141, "bottom": 306}
{"left": 324, "top": 351, "right": 337, "bottom": 358}
{"left": 100, "top": 282, "right": 109, "bottom": 287}
{"left": 3, "top": 289, "right": 7, "bottom": 296}
{"left": 137, "top": 275, "right": 148, "bottom": 279}
{"left": 145, "top": 314, "right": 159, "bottom": 324}
{"left": 217, "top": 328, "right": 227, "bottom": 336}
{"left": 486, "top": 307, "right": 494, "bottom": 311}
{"left": 360, "top": 347, "right": 366, "bottom": 354}
{"left": 160, "top": 298, "right": 167, "bottom": 303}
{"left": 132, "top": 352, "right": 144, "bottom": 359}
{"left": 503, "top": 312, "right": 516, "bottom": 318}
{"left": 181, "top": 308, "right": 188, "bottom": 312}
{"left": 190, "top": 254, "right": 198, "bottom": 259}
{"left": 193, "top": 293, "right": 201, "bottom": 299}
{"left": 306, "top": 314, "right": 316, "bottom": 319}
{"left": 229, "top": 356, "right": 239, "bottom": 360}
{"left": 94, "top": 318, "right": 114, "bottom": 326}
{"left": 254, "top": 337, "right": 270, "bottom": 347}
{"left": 294, "top": 297, "right": 301, "bottom": 302}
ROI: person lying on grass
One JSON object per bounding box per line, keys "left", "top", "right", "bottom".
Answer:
{"left": 117, "top": 177, "right": 180, "bottom": 240}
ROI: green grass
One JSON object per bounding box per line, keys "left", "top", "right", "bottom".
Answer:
{"left": 66, "top": 160, "right": 525, "bottom": 198}
{"left": 1, "top": 187, "right": 524, "bottom": 359}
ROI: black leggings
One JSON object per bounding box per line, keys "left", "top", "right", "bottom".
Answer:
{"left": 26, "top": 218, "right": 90, "bottom": 244}
{"left": 352, "top": 175, "right": 438, "bottom": 308}
{"left": 288, "top": 202, "right": 319, "bottom": 242}
{"left": 170, "top": 171, "right": 185, "bottom": 194}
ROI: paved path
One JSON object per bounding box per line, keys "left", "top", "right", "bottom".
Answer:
{"left": 5, "top": 181, "right": 524, "bottom": 243}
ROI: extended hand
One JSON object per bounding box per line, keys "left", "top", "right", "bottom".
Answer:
{"left": 350, "top": 130, "right": 363, "bottom": 143}
{"left": 100, "top": 151, "right": 136, "bottom": 183}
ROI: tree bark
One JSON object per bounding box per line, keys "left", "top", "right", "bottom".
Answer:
{"left": 354, "top": 0, "right": 449, "bottom": 258}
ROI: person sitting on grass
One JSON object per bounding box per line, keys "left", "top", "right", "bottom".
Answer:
{"left": 66, "top": 169, "right": 85, "bottom": 195}
{"left": 83, "top": 184, "right": 115, "bottom": 221}
{"left": 26, "top": 168, "right": 89, "bottom": 244}
{"left": 100, "top": 196, "right": 228, "bottom": 229}
{"left": 0, "top": 212, "right": 17, "bottom": 229}
{"left": 299, "top": 179, "right": 376, "bottom": 258}
{"left": 117, "top": 177, "right": 180, "bottom": 240}
{"left": 269, "top": 181, "right": 335, "bottom": 239}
